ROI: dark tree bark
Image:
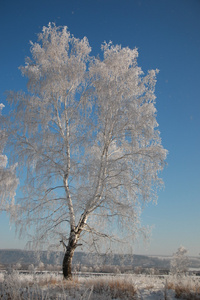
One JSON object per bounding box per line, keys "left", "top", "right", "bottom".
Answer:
{"left": 62, "top": 230, "right": 77, "bottom": 279}
{"left": 62, "top": 215, "right": 87, "bottom": 279}
{"left": 62, "top": 245, "right": 76, "bottom": 279}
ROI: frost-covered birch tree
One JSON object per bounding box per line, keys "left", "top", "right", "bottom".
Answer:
{"left": 4, "top": 23, "right": 167, "bottom": 279}
{"left": 0, "top": 104, "right": 18, "bottom": 209}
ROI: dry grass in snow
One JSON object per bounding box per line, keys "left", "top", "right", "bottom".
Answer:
{"left": 0, "top": 271, "right": 200, "bottom": 299}
{"left": 166, "top": 276, "right": 200, "bottom": 299}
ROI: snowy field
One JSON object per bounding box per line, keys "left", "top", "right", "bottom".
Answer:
{"left": 0, "top": 271, "right": 200, "bottom": 299}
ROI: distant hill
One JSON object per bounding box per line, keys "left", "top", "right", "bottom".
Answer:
{"left": 0, "top": 249, "right": 63, "bottom": 266}
{"left": 0, "top": 249, "right": 199, "bottom": 270}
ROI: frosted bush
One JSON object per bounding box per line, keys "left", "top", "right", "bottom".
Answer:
{"left": 170, "top": 246, "right": 189, "bottom": 276}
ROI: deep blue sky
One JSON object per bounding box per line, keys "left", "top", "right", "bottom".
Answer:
{"left": 0, "top": 0, "right": 200, "bottom": 256}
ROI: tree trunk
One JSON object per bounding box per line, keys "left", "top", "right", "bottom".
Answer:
{"left": 62, "top": 244, "right": 76, "bottom": 279}
{"left": 63, "top": 215, "right": 87, "bottom": 279}
{"left": 62, "top": 230, "right": 78, "bottom": 279}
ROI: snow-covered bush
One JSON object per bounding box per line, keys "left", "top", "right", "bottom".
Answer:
{"left": 28, "top": 264, "right": 35, "bottom": 272}
{"left": 15, "top": 263, "right": 22, "bottom": 270}
{"left": 37, "top": 261, "right": 44, "bottom": 271}
{"left": 170, "top": 246, "right": 189, "bottom": 276}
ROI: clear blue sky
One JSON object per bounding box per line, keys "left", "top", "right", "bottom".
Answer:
{"left": 0, "top": 0, "right": 200, "bottom": 256}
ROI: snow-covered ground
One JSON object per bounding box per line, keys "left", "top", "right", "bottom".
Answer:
{"left": 0, "top": 271, "right": 200, "bottom": 299}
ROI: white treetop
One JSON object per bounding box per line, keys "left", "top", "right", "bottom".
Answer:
{"left": 4, "top": 24, "right": 167, "bottom": 265}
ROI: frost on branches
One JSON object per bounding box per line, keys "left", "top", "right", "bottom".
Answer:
{"left": 0, "top": 104, "right": 18, "bottom": 209}
{"left": 5, "top": 23, "right": 167, "bottom": 278}
{"left": 170, "top": 246, "right": 189, "bottom": 276}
